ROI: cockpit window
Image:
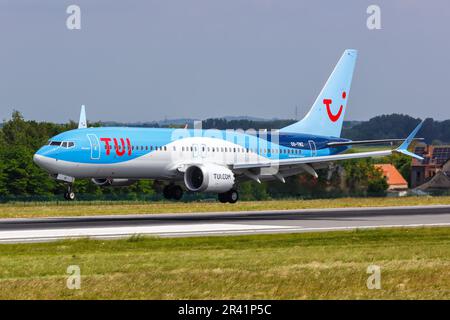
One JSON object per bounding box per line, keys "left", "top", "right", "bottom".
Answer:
{"left": 47, "top": 141, "right": 75, "bottom": 148}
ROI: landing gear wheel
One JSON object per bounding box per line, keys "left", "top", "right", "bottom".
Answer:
{"left": 171, "top": 185, "right": 183, "bottom": 201}
{"left": 163, "top": 185, "right": 183, "bottom": 201}
{"left": 64, "top": 185, "right": 75, "bottom": 201}
{"left": 218, "top": 192, "right": 228, "bottom": 203}
{"left": 163, "top": 185, "right": 172, "bottom": 200}
{"left": 64, "top": 191, "right": 75, "bottom": 201}
{"left": 228, "top": 189, "right": 239, "bottom": 204}
{"left": 218, "top": 189, "right": 239, "bottom": 204}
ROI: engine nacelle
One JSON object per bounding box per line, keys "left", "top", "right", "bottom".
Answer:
{"left": 184, "top": 164, "right": 235, "bottom": 193}
{"left": 91, "top": 178, "right": 137, "bottom": 187}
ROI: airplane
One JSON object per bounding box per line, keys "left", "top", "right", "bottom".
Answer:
{"left": 33, "top": 49, "right": 425, "bottom": 203}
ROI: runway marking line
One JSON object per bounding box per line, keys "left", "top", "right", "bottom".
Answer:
{"left": 1, "top": 222, "right": 450, "bottom": 243}
{"left": 0, "top": 223, "right": 292, "bottom": 242}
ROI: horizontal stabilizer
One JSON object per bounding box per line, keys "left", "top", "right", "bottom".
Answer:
{"left": 234, "top": 120, "right": 425, "bottom": 170}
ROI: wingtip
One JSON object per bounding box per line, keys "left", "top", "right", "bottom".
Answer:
{"left": 395, "top": 120, "right": 425, "bottom": 159}
{"left": 78, "top": 104, "right": 87, "bottom": 129}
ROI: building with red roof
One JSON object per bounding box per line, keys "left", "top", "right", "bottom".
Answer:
{"left": 374, "top": 164, "right": 408, "bottom": 191}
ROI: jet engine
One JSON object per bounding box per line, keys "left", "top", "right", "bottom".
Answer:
{"left": 184, "top": 164, "right": 235, "bottom": 193}
{"left": 91, "top": 178, "right": 137, "bottom": 187}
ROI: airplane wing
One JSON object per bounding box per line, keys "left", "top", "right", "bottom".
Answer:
{"left": 327, "top": 138, "right": 424, "bottom": 147}
{"left": 234, "top": 120, "right": 425, "bottom": 170}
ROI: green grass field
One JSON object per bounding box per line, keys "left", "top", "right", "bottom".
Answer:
{"left": 0, "top": 196, "right": 449, "bottom": 219}
{"left": 0, "top": 227, "right": 449, "bottom": 299}
{"left": 349, "top": 145, "right": 390, "bottom": 153}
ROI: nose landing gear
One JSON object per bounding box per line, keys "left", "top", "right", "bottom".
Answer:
{"left": 64, "top": 184, "right": 76, "bottom": 201}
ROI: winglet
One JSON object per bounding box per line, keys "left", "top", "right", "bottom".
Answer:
{"left": 78, "top": 105, "right": 87, "bottom": 129}
{"left": 394, "top": 120, "right": 425, "bottom": 160}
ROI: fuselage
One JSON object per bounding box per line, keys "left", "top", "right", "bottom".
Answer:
{"left": 33, "top": 127, "right": 350, "bottom": 180}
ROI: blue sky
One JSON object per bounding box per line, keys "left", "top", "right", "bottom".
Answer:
{"left": 1, "top": 0, "right": 449, "bottom": 122}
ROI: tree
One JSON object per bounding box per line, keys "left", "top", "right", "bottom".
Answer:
{"left": 341, "top": 158, "right": 388, "bottom": 196}
{"left": 367, "top": 168, "right": 388, "bottom": 196}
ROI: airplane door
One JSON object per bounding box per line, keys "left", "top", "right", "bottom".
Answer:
{"left": 200, "top": 144, "right": 207, "bottom": 158}
{"left": 308, "top": 140, "right": 317, "bottom": 157}
{"left": 192, "top": 144, "right": 199, "bottom": 158}
{"left": 87, "top": 134, "right": 100, "bottom": 160}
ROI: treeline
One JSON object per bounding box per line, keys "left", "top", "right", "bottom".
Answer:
{"left": 1, "top": 111, "right": 438, "bottom": 201}
{"left": 341, "top": 114, "right": 450, "bottom": 144}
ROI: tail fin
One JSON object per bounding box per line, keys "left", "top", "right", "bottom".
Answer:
{"left": 280, "top": 49, "right": 358, "bottom": 137}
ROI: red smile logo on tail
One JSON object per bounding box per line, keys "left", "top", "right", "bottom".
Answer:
{"left": 324, "top": 91, "right": 346, "bottom": 122}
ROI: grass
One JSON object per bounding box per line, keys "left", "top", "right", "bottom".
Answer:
{"left": 0, "top": 196, "right": 450, "bottom": 219}
{"left": 349, "top": 146, "right": 390, "bottom": 153}
{"left": 0, "top": 227, "right": 449, "bottom": 299}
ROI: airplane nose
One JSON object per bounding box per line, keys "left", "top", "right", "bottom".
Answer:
{"left": 33, "top": 153, "right": 56, "bottom": 173}
{"left": 33, "top": 153, "right": 43, "bottom": 167}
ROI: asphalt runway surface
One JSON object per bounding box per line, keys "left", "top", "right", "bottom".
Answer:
{"left": 1, "top": 205, "right": 450, "bottom": 243}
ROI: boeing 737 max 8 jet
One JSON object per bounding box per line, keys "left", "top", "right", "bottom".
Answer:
{"left": 33, "top": 49, "right": 424, "bottom": 203}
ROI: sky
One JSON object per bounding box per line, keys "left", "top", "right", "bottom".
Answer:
{"left": 1, "top": 0, "right": 449, "bottom": 123}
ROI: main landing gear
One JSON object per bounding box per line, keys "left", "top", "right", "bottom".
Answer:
{"left": 64, "top": 184, "right": 76, "bottom": 201}
{"left": 218, "top": 189, "right": 239, "bottom": 204}
{"left": 163, "top": 184, "right": 184, "bottom": 201}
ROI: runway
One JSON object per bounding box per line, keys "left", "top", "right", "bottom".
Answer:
{"left": 1, "top": 205, "right": 450, "bottom": 243}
